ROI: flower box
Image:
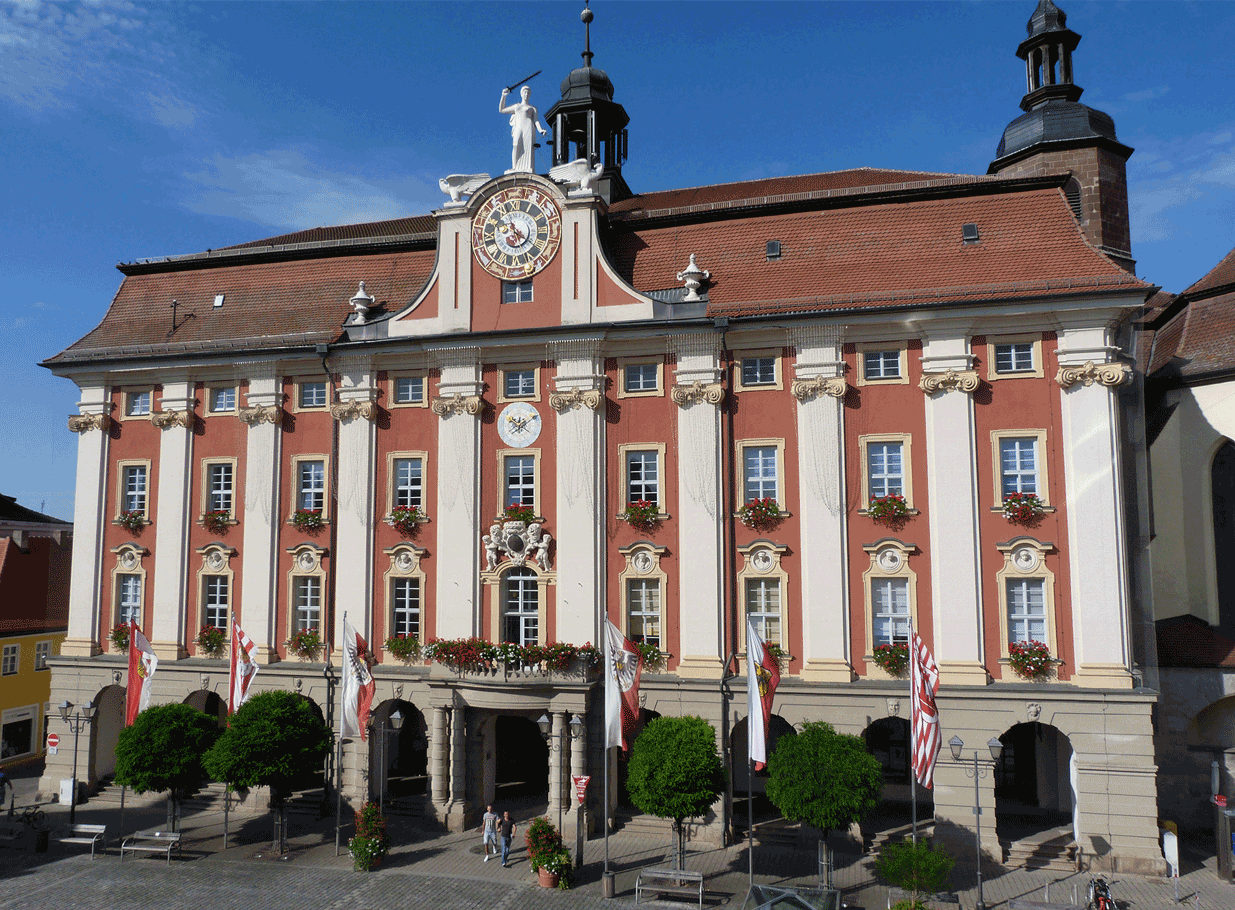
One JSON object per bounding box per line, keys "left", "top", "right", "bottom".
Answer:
{"left": 737, "top": 498, "right": 782, "bottom": 532}
{"left": 291, "top": 509, "right": 325, "bottom": 533}
{"left": 871, "top": 642, "right": 910, "bottom": 677}
{"left": 195, "top": 625, "right": 227, "bottom": 659}
{"left": 202, "top": 509, "right": 233, "bottom": 534}
{"left": 384, "top": 634, "right": 421, "bottom": 663}
{"left": 1002, "top": 492, "right": 1046, "bottom": 523}
{"left": 1008, "top": 639, "right": 1054, "bottom": 681}
{"left": 621, "top": 499, "right": 660, "bottom": 532}
{"left": 286, "top": 628, "right": 323, "bottom": 661}
{"left": 109, "top": 623, "right": 130, "bottom": 653}
{"left": 499, "top": 502, "right": 536, "bottom": 524}
{"left": 867, "top": 494, "right": 910, "bottom": 525}
{"left": 118, "top": 510, "right": 146, "bottom": 534}
{"left": 387, "top": 505, "right": 424, "bottom": 536}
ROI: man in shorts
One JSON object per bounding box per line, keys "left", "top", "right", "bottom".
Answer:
{"left": 499, "top": 810, "right": 516, "bottom": 867}
{"left": 479, "top": 804, "right": 498, "bottom": 861}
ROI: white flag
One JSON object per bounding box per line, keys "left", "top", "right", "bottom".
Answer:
{"left": 340, "top": 619, "right": 375, "bottom": 741}
{"left": 746, "top": 619, "right": 780, "bottom": 770}
{"left": 228, "top": 624, "right": 260, "bottom": 715}
{"left": 125, "top": 621, "right": 158, "bottom": 726}
{"left": 604, "top": 620, "right": 642, "bottom": 751}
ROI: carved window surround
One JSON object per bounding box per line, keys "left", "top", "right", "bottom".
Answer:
{"left": 861, "top": 538, "right": 919, "bottom": 679}
{"left": 195, "top": 544, "right": 237, "bottom": 647}
{"left": 670, "top": 381, "right": 724, "bottom": 408}
{"left": 384, "top": 543, "right": 427, "bottom": 653}
{"left": 484, "top": 563, "right": 555, "bottom": 647}
{"left": 1055, "top": 360, "right": 1132, "bottom": 389}
{"left": 110, "top": 543, "right": 149, "bottom": 636}
{"left": 994, "top": 537, "right": 1059, "bottom": 678}
{"left": 918, "top": 369, "right": 980, "bottom": 395}
{"left": 736, "top": 541, "right": 790, "bottom": 654}
{"left": 618, "top": 541, "right": 669, "bottom": 645}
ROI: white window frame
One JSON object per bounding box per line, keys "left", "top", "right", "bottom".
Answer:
{"left": 736, "top": 438, "right": 785, "bottom": 509}
{"left": 387, "top": 451, "right": 428, "bottom": 515}
{"left": 207, "top": 386, "right": 238, "bottom": 415}
{"left": 618, "top": 443, "right": 666, "bottom": 512}
{"left": 200, "top": 457, "right": 238, "bottom": 521}
{"left": 734, "top": 349, "right": 783, "bottom": 392}
{"left": 501, "top": 567, "right": 541, "bottom": 646}
{"left": 619, "top": 542, "right": 669, "bottom": 651}
{"left": 390, "top": 373, "right": 428, "bottom": 408}
{"left": 995, "top": 538, "right": 1058, "bottom": 677}
{"left": 1, "top": 644, "right": 17, "bottom": 676}
{"left": 861, "top": 539, "right": 919, "bottom": 678}
{"left": 617, "top": 359, "right": 664, "bottom": 399}
{"left": 116, "top": 459, "right": 151, "bottom": 520}
{"left": 990, "top": 429, "right": 1051, "bottom": 509}
{"left": 111, "top": 544, "right": 149, "bottom": 638}
{"left": 986, "top": 335, "right": 1044, "bottom": 381}
{"left": 34, "top": 640, "right": 51, "bottom": 671}
{"left": 383, "top": 544, "right": 426, "bottom": 649}
{"left": 859, "top": 433, "right": 914, "bottom": 510}
{"left": 856, "top": 343, "right": 909, "bottom": 386}
{"left": 736, "top": 542, "right": 789, "bottom": 654}
{"left": 484, "top": 560, "right": 553, "bottom": 636}
{"left": 290, "top": 455, "right": 329, "bottom": 518}
{"left": 294, "top": 379, "right": 330, "bottom": 411}
{"left": 285, "top": 544, "right": 327, "bottom": 658}
{"left": 502, "top": 280, "right": 534, "bottom": 304}
{"left": 123, "top": 389, "right": 152, "bottom": 419}
{"left": 195, "top": 543, "right": 236, "bottom": 646}
{"left": 498, "top": 364, "right": 541, "bottom": 403}
{"left": 497, "top": 449, "right": 541, "bottom": 517}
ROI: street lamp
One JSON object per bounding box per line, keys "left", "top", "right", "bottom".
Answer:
{"left": 949, "top": 735, "right": 1004, "bottom": 910}
{"left": 58, "top": 700, "right": 98, "bottom": 826}
{"left": 375, "top": 709, "right": 403, "bottom": 816}
{"left": 538, "top": 713, "right": 585, "bottom": 833}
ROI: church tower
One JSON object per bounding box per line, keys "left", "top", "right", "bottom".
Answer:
{"left": 545, "top": 5, "right": 632, "bottom": 202}
{"left": 988, "top": 0, "right": 1135, "bottom": 273}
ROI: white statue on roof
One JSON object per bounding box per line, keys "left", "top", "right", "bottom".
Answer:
{"left": 549, "top": 159, "right": 604, "bottom": 195}
{"left": 500, "top": 85, "right": 548, "bottom": 174}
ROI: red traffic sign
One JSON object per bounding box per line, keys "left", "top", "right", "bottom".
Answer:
{"left": 572, "top": 774, "right": 591, "bottom": 805}
{"left": 46, "top": 733, "right": 60, "bottom": 749}
{"left": 1215, "top": 794, "right": 1227, "bottom": 807}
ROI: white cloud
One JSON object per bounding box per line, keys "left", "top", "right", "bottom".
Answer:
{"left": 1128, "top": 123, "right": 1235, "bottom": 243}
{"left": 1123, "top": 86, "right": 1171, "bottom": 104}
{"left": 146, "top": 92, "right": 197, "bottom": 129}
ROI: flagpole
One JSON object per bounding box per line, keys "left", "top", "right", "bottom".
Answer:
{"left": 910, "top": 629, "right": 917, "bottom": 845}
{"left": 335, "top": 611, "right": 344, "bottom": 857}
{"left": 747, "top": 755, "right": 754, "bottom": 886}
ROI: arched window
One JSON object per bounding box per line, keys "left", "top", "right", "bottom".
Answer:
{"left": 1213, "top": 442, "right": 1235, "bottom": 632}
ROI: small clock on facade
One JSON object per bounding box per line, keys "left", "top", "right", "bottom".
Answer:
{"left": 472, "top": 186, "right": 563, "bottom": 280}
{"left": 498, "top": 401, "right": 542, "bottom": 448}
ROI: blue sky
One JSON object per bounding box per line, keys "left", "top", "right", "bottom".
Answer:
{"left": 3, "top": 0, "right": 1233, "bottom": 521}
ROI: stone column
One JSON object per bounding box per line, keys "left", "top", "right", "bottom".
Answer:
{"left": 549, "top": 711, "right": 567, "bottom": 827}
{"left": 431, "top": 348, "right": 484, "bottom": 639}
{"left": 919, "top": 338, "right": 987, "bottom": 685}
{"left": 1055, "top": 328, "right": 1134, "bottom": 688}
{"left": 330, "top": 357, "right": 378, "bottom": 656}
{"left": 150, "top": 381, "right": 196, "bottom": 660}
{"left": 549, "top": 340, "right": 605, "bottom": 644}
{"left": 672, "top": 339, "right": 726, "bottom": 678}
{"left": 447, "top": 700, "right": 467, "bottom": 830}
{"left": 430, "top": 705, "right": 449, "bottom": 813}
{"left": 567, "top": 711, "right": 587, "bottom": 845}
{"left": 238, "top": 367, "right": 283, "bottom": 662}
{"left": 62, "top": 387, "right": 113, "bottom": 656}
{"left": 790, "top": 330, "right": 852, "bottom": 681}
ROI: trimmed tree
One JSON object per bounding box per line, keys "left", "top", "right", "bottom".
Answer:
{"left": 114, "top": 703, "right": 222, "bottom": 832}
{"left": 626, "top": 715, "right": 726, "bottom": 870}
{"left": 875, "top": 839, "right": 956, "bottom": 909}
{"left": 203, "top": 690, "right": 329, "bottom": 852}
{"left": 765, "top": 721, "right": 882, "bottom": 866}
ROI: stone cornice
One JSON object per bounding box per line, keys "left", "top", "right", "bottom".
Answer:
{"left": 548, "top": 388, "right": 603, "bottom": 412}
{"left": 431, "top": 394, "right": 483, "bottom": 418}
{"left": 919, "top": 369, "right": 980, "bottom": 395}
{"left": 671, "top": 381, "right": 725, "bottom": 408}
{"left": 1055, "top": 361, "right": 1132, "bottom": 389}
{"left": 791, "top": 376, "right": 847, "bottom": 402}
{"left": 237, "top": 405, "right": 282, "bottom": 426}
{"left": 151, "top": 409, "right": 194, "bottom": 429}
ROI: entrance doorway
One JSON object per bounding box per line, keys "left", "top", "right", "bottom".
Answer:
{"left": 994, "top": 722, "right": 1074, "bottom": 841}
{"left": 494, "top": 715, "right": 548, "bottom": 801}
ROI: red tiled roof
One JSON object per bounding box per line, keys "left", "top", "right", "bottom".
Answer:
{"left": 1147, "top": 308, "right": 1186, "bottom": 376}
{"left": 47, "top": 249, "right": 437, "bottom": 363}
{"left": 1182, "top": 246, "right": 1235, "bottom": 299}
{"left": 1147, "top": 248, "right": 1235, "bottom": 383}
{"left": 218, "top": 215, "right": 435, "bottom": 251}
{"left": 610, "top": 187, "right": 1146, "bottom": 314}
{"left": 1157, "top": 615, "right": 1235, "bottom": 668}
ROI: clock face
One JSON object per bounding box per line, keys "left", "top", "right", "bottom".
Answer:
{"left": 498, "top": 401, "right": 542, "bottom": 448}
{"left": 472, "top": 186, "right": 562, "bottom": 280}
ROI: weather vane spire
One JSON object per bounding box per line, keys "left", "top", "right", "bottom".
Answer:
{"left": 581, "top": 2, "right": 593, "bottom": 68}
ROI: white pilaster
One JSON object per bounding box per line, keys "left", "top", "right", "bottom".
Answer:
{"left": 150, "top": 380, "right": 195, "bottom": 659}
{"left": 62, "top": 386, "right": 112, "bottom": 656}
{"left": 550, "top": 340, "right": 605, "bottom": 645}
{"left": 1056, "top": 328, "right": 1133, "bottom": 688}
{"left": 239, "top": 368, "right": 283, "bottom": 662}
{"left": 672, "top": 342, "right": 726, "bottom": 678}
{"left": 790, "top": 333, "right": 852, "bottom": 681}
{"left": 434, "top": 210, "right": 473, "bottom": 335}
{"left": 560, "top": 197, "right": 597, "bottom": 325}
{"left": 920, "top": 337, "right": 987, "bottom": 685}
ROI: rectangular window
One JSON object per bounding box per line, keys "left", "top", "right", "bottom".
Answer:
{"left": 394, "top": 376, "right": 424, "bottom": 405}
{"left": 1007, "top": 578, "right": 1046, "bottom": 643}
{"left": 743, "top": 446, "right": 778, "bottom": 502}
{"left": 504, "top": 369, "right": 536, "bottom": 399}
{"left": 126, "top": 391, "right": 151, "bottom": 416}
{"left": 393, "top": 457, "right": 423, "bottom": 509}
{"left": 502, "top": 280, "right": 533, "bottom": 304}
{"left": 627, "top": 580, "right": 661, "bottom": 648}
{"left": 299, "top": 381, "right": 328, "bottom": 408}
{"left": 741, "top": 357, "right": 776, "bottom": 386}
{"left": 626, "top": 451, "right": 659, "bottom": 505}
{"left": 392, "top": 578, "right": 420, "bottom": 639}
{"left": 503, "top": 571, "right": 539, "bottom": 646}
{"left": 745, "top": 578, "right": 782, "bottom": 647}
{"left": 207, "top": 463, "right": 234, "bottom": 513}
{"left": 1, "top": 644, "right": 17, "bottom": 676}
{"left": 867, "top": 441, "right": 904, "bottom": 499}
{"left": 503, "top": 454, "right": 536, "bottom": 508}
{"left": 999, "top": 437, "right": 1039, "bottom": 496}
{"left": 863, "top": 350, "right": 902, "bottom": 381}
{"left": 34, "top": 641, "right": 51, "bottom": 671}
{"left": 994, "top": 343, "right": 1035, "bottom": 374}
{"left": 209, "top": 387, "right": 236, "bottom": 412}
{"left": 122, "top": 464, "right": 148, "bottom": 514}
{"left": 624, "top": 363, "right": 659, "bottom": 394}
{"left": 294, "top": 577, "right": 321, "bottom": 633}
{"left": 871, "top": 578, "right": 910, "bottom": 646}
{"left": 203, "top": 576, "right": 229, "bottom": 630}
{"left": 118, "top": 574, "right": 142, "bottom": 625}
{"left": 298, "top": 460, "right": 325, "bottom": 511}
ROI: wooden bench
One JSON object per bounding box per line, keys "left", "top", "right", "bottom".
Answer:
{"left": 636, "top": 867, "right": 706, "bottom": 908}
{"left": 120, "top": 830, "right": 181, "bottom": 864}
{"left": 60, "top": 823, "right": 107, "bottom": 859}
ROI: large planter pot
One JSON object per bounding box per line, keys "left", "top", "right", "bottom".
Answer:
{"left": 538, "top": 868, "right": 559, "bottom": 889}
{"left": 356, "top": 855, "right": 383, "bottom": 872}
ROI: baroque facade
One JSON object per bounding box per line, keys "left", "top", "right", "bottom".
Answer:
{"left": 41, "top": 1, "right": 1166, "bottom": 873}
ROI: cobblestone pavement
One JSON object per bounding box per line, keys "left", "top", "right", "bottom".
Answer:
{"left": 2, "top": 791, "right": 1233, "bottom": 910}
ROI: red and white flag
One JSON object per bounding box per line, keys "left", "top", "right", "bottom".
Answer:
{"left": 125, "top": 620, "right": 158, "bottom": 726}
{"left": 340, "top": 619, "right": 376, "bottom": 741}
{"left": 228, "top": 624, "right": 260, "bottom": 715}
{"left": 909, "top": 627, "right": 942, "bottom": 789}
{"left": 604, "top": 620, "right": 643, "bottom": 751}
{"left": 746, "top": 618, "right": 781, "bottom": 770}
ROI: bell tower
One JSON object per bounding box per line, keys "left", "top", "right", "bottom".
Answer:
{"left": 988, "top": 1, "right": 1135, "bottom": 273}
{"left": 545, "top": 4, "right": 632, "bottom": 202}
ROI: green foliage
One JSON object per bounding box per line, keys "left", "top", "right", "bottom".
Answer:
{"left": 875, "top": 840, "right": 955, "bottom": 906}
{"left": 627, "top": 716, "right": 726, "bottom": 825}
{"left": 765, "top": 721, "right": 882, "bottom": 835}
{"left": 203, "top": 690, "right": 329, "bottom": 801}
{"left": 524, "top": 815, "right": 563, "bottom": 869}
{"left": 349, "top": 801, "right": 389, "bottom": 870}
{"left": 114, "top": 703, "right": 221, "bottom": 796}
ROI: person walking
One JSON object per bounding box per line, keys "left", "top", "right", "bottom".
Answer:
{"left": 480, "top": 804, "right": 499, "bottom": 861}
{"left": 498, "top": 810, "right": 516, "bottom": 867}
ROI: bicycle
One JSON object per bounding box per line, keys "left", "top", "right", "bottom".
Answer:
{"left": 19, "top": 806, "right": 46, "bottom": 829}
{"left": 1086, "top": 874, "right": 1115, "bottom": 910}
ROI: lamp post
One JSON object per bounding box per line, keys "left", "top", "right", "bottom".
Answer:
{"left": 949, "top": 735, "right": 1004, "bottom": 910}
{"left": 568, "top": 714, "right": 585, "bottom": 868}
{"left": 375, "top": 709, "right": 404, "bottom": 816}
{"left": 538, "top": 713, "right": 585, "bottom": 834}
{"left": 57, "top": 700, "right": 98, "bottom": 827}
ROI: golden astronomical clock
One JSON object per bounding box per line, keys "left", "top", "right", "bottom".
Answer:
{"left": 471, "top": 186, "right": 562, "bottom": 280}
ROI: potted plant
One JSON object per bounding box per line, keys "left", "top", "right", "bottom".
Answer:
{"left": 867, "top": 493, "right": 910, "bottom": 525}
{"left": 118, "top": 509, "right": 146, "bottom": 533}
{"left": 621, "top": 499, "right": 660, "bottom": 532}
{"left": 286, "top": 628, "right": 323, "bottom": 661}
{"left": 195, "top": 625, "right": 227, "bottom": 659}
{"left": 387, "top": 504, "right": 424, "bottom": 536}
{"left": 871, "top": 642, "right": 910, "bottom": 676}
{"left": 384, "top": 633, "right": 421, "bottom": 664}
{"left": 737, "top": 497, "right": 782, "bottom": 531}
{"left": 633, "top": 640, "right": 670, "bottom": 673}
{"left": 349, "top": 801, "right": 389, "bottom": 871}
{"left": 525, "top": 816, "right": 570, "bottom": 888}
{"left": 1002, "top": 492, "right": 1046, "bottom": 523}
{"left": 291, "top": 508, "right": 325, "bottom": 533}
{"left": 1008, "top": 640, "right": 1054, "bottom": 681}
{"left": 110, "top": 623, "right": 130, "bottom": 653}
{"left": 766, "top": 642, "right": 791, "bottom": 673}
{"left": 202, "top": 509, "right": 232, "bottom": 534}
{"left": 500, "top": 502, "right": 536, "bottom": 524}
